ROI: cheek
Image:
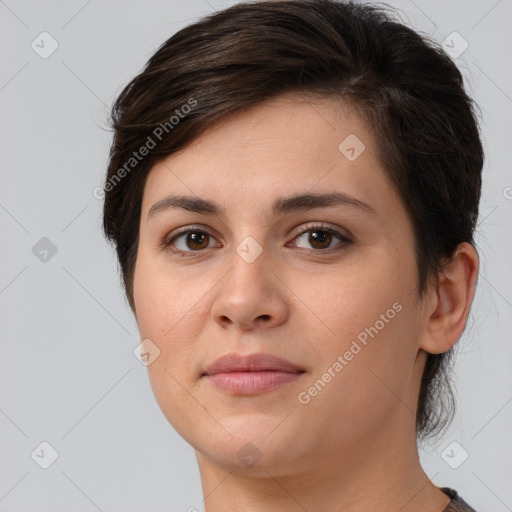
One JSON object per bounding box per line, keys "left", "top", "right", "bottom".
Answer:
{"left": 133, "top": 253, "right": 215, "bottom": 403}
{"left": 133, "top": 257, "right": 214, "bottom": 440}
{"left": 133, "top": 250, "right": 210, "bottom": 342}
{"left": 296, "top": 252, "right": 420, "bottom": 408}
{"left": 299, "top": 252, "right": 411, "bottom": 352}
{"left": 295, "top": 306, "right": 420, "bottom": 445}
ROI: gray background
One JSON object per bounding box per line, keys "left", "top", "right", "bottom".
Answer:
{"left": 0, "top": 0, "right": 511, "bottom": 510}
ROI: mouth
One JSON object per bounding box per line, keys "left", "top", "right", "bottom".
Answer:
{"left": 202, "top": 352, "right": 306, "bottom": 395}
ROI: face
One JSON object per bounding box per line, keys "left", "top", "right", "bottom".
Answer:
{"left": 133, "top": 93, "right": 429, "bottom": 477}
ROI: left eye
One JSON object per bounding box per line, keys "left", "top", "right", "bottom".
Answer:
{"left": 290, "top": 224, "right": 351, "bottom": 251}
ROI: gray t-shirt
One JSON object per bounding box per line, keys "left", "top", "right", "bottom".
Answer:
{"left": 442, "top": 487, "right": 477, "bottom": 511}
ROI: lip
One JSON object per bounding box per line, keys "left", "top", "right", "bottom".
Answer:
{"left": 203, "top": 353, "right": 305, "bottom": 395}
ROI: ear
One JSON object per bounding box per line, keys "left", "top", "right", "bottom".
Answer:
{"left": 420, "top": 242, "right": 479, "bottom": 355}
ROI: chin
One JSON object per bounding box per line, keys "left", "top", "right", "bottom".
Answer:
{"left": 190, "top": 416, "right": 311, "bottom": 475}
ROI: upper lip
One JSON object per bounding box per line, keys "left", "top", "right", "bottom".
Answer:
{"left": 203, "top": 352, "right": 305, "bottom": 376}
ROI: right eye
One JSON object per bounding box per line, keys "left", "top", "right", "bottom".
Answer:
{"left": 163, "top": 227, "right": 220, "bottom": 257}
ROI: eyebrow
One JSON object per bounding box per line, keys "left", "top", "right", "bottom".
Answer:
{"left": 147, "top": 191, "right": 376, "bottom": 222}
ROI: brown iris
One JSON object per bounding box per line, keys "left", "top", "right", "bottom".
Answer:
{"left": 185, "top": 231, "right": 210, "bottom": 250}
{"left": 307, "top": 230, "right": 333, "bottom": 250}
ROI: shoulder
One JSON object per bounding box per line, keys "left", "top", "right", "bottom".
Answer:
{"left": 441, "top": 487, "right": 478, "bottom": 512}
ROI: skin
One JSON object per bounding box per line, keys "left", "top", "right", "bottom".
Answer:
{"left": 132, "top": 92, "right": 479, "bottom": 512}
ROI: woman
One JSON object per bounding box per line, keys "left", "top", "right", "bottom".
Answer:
{"left": 101, "top": 1, "right": 482, "bottom": 510}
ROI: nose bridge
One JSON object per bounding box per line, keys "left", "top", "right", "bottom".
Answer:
{"left": 227, "top": 234, "right": 268, "bottom": 296}
{"left": 211, "top": 233, "right": 287, "bottom": 329}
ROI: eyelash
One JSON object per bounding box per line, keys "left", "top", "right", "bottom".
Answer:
{"left": 161, "top": 223, "right": 353, "bottom": 258}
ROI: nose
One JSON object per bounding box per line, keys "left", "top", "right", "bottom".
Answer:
{"left": 210, "top": 245, "right": 289, "bottom": 331}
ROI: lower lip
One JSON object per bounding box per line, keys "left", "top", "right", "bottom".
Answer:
{"left": 205, "top": 371, "right": 303, "bottom": 395}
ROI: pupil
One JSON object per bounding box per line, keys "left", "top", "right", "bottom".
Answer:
{"left": 188, "top": 232, "right": 208, "bottom": 249}
{"left": 310, "top": 230, "right": 331, "bottom": 249}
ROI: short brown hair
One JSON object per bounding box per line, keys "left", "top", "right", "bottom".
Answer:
{"left": 101, "top": 0, "right": 483, "bottom": 441}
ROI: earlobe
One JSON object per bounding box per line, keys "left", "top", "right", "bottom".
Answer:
{"left": 420, "top": 242, "right": 479, "bottom": 355}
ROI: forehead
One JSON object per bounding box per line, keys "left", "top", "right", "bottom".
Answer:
{"left": 140, "top": 93, "right": 399, "bottom": 222}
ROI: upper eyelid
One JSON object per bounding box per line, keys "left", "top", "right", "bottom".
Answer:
{"left": 293, "top": 222, "right": 352, "bottom": 239}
